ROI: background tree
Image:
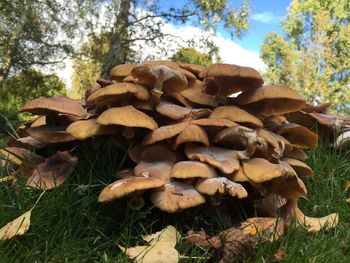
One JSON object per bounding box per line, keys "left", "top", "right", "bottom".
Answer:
{"left": 171, "top": 47, "right": 212, "bottom": 66}
{"left": 0, "top": 69, "right": 65, "bottom": 139}
{"left": 0, "top": 0, "right": 79, "bottom": 83}
{"left": 261, "top": 0, "right": 350, "bottom": 112}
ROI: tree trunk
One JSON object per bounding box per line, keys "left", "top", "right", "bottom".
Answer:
{"left": 101, "top": 0, "right": 131, "bottom": 79}
{"left": 0, "top": 0, "right": 35, "bottom": 83}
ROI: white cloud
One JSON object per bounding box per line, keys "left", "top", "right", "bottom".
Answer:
{"left": 252, "top": 12, "right": 280, "bottom": 24}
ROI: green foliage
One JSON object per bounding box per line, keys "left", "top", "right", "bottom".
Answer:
{"left": 261, "top": 0, "right": 350, "bottom": 113}
{"left": 0, "top": 69, "right": 66, "bottom": 137}
{"left": 171, "top": 47, "right": 212, "bottom": 66}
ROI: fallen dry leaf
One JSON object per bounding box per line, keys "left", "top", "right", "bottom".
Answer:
{"left": 186, "top": 228, "right": 256, "bottom": 263}
{"left": 0, "top": 210, "right": 31, "bottom": 240}
{"left": 240, "top": 217, "right": 287, "bottom": 241}
{"left": 26, "top": 151, "right": 78, "bottom": 190}
{"left": 344, "top": 180, "right": 350, "bottom": 192}
{"left": 0, "top": 191, "right": 45, "bottom": 240}
{"left": 271, "top": 248, "right": 286, "bottom": 262}
{"left": 118, "top": 225, "right": 180, "bottom": 263}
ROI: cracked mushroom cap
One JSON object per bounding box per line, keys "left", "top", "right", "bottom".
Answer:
{"left": 98, "top": 176, "right": 164, "bottom": 202}
{"left": 195, "top": 177, "right": 248, "bottom": 199}
{"left": 235, "top": 85, "right": 306, "bottom": 116}
{"left": 209, "top": 106, "right": 263, "bottom": 127}
{"left": 172, "top": 124, "right": 209, "bottom": 149}
{"left": 134, "top": 161, "right": 173, "bottom": 183}
{"left": 199, "top": 64, "right": 264, "bottom": 95}
{"left": 185, "top": 144, "right": 241, "bottom": 174}
{"left": 150, "top": 181, "right": 206, "bottom": 213}
{"left": 97, "top": 105, "right": 158, "bottom": 130}
{"left": 66, "top": 119, "right": 119, "bottom": 140}
{"left": 242, "top": 158, "right": 284, "bottom": 184}
{"left": 276, "top": 123, "right": 318, "bottom": 149}
{"left": 131, "top": 64, "right": 188, "bottom": 92}
{"left": 109, "top": 64, "right": 135, "bottom": 81}
{"left": 171, "top": 161, "right": 218, "bottom": 179}
{"left": 20, "top": 95, "right": 88, "bottom": 118}
{"left": 87, "top": 82, "right": 150, "bottom": 105}
{"left": 156, "top": 100, "right": 211, "bottom": 120}
{"left": 282, "top": 157, "right": 313, "bottom": 177}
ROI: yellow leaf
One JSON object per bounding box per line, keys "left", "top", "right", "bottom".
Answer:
{"left": 240, "top": 217, "right": 286, "bottom": 241}
{"left": 142, "top": 225, "right": 180, "bottom": 247}
{"left": 118, "top": 225, "right": 181, "bottom": 263}
{"left": 0, "top": 210, "right": 31, "bottom": 240}
{"left": 118, "top": 244, "right": 179, "bottom": 263}
{"left": 295, "top": 209, "right": 338, "bottom": 234}
{"left": 344, "top": 180, "right": 350, "bottom": 192}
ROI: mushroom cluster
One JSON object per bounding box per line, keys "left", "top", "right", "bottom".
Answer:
{"left": 0, "top": 61, "right": 339, "bottom": 230}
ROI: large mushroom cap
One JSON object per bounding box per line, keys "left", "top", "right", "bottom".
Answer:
{"left": 195, "top": 177, "right": 248, "bottom": 198}
{"left": 210, "top": 106, "right": 263, "bottom": 127}
{"left": 150, "top": 181, "right": 206, "bottom": 213}
{"left": 276, "top": 123, "right": 318, "bottom": 149}
{"left": 235, "top": 85, "right": 306, "bottom": 116}
{"left": 171, "top": 161, "right": 217, "bottom": 179}
{"left": 185, "top": 144, "right": 241, "bottom": 174}
{"left": 134, "top": 161, "right": 173, "bottom": 183}
{"left": 199, "top": 64, "right": 264, "bottom": 95}
{"left": 87, "top": 82, "right": 150, "bottom": 105}
{"left": 109, "top": 64, "right": 135, "bottom": 81}
{"left": 180, "top": 80, "right": 218, "bottom": 107}
{"left": 27, "top": 126, "right": 76, "bottom": 143}
{"left": 282, "top": 157, "right": 313, "bottom": 177}
{"left": 242, "top": 158, "right": 284, "bottom": 184}
{"left": 20, "top": 95, "right": 88, "bottom": 118}
{"left": 172, "top": 124, "right": 209, "bottom": 149}
{"left": 66, "top": 119, "right": 118, "bottom": 140}
{"left": 98, "top": 176, "right": 164, "bottom": 202}
{"left": 97, "top": 105, "right": 158, "bottom": 130}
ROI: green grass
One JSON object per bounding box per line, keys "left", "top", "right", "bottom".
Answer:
{"left": 0, "top": 141, "right": 350, "bottom": 262}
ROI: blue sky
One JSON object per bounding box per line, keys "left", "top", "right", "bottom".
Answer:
{"left": 161, "top": 0, "right": 291, "bottom": 53}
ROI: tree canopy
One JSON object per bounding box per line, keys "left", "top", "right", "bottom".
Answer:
{"left": 171, "top": 47, "right": 212, "bottom": 66}
{"left": 261, "top": 0, "right": 350, "bottom": 112}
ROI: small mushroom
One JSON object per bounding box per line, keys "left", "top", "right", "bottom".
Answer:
{"left": 172, "top": 124, "right": 209, "bottom": 150}
{"left": 283, "top": 147, "right": 308, "bottom": 160}
{"left": 171, "top": 161, "right": 217, "bottom": 179}
{"left": 282, "top": 157, "right": 313, "bottom": 177}
{"left": 97, "top": 105, "right": 158, "bottom": 130}
{"left": 134, "top": 161, "right": 173, "bottom": 183}
{"left": 149, "top": 181, "right": 206, "bottom": 213}
{"left": 109, "top": 64, "right": 135, "bottom": 81}
{"left": 179, "top": 80, "right": 218, "bottom": 107}
{"left": 98, "top": 176, "right": 164, "bottom": 202}
{"left": 242, "top": 158, "right": 283, "bottom": 184}
{"left": 276, "top": 123, "right": 318, "bottom": 149}
{"left": 195, "top": 177, "right": 248, "bottom": 199}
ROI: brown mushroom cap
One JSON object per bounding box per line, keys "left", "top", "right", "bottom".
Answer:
{"left": 134, "top": 161, "right": 173, "bottom": 183}
{"left": 66, "top": 119, "right": 119, "bottom": 140}
{"left": 129, "top": 143, "right": 177, "bottom": 163}
{"left": 235, "top": 85, "right": 306, "bottom": 116}
{"left": 156, "top": 100, "right": 211, "bottom": 120}
{"left": 180, "top": 80, "right": 218, "bottom": 107}
{"left": 190, "top": 118, "right": 237, "bottom": 128}
{"left": 172, "top": 124, "right": 209, "bottom": 149}
{"left": 149, "top": 181, "right": 206, "bottom": 213}
{"left": 176, "top": 62, "right": 206, "bottom": 76}
{"left": 242, "top": 158, "right": 283, "bottom": 184}
{"left": 171, "top": 161, "right": 217, "bottom": 179}
{"left": 199, "top": 64, "right": 264, "bottom": 95}
{"left": 209, "top": 106, "right": 263, "bottom": 127}
{"left": 282, "top": 157, "right": 313, "bottom": 177}
{"left": 109, "top": 64, "right": 135, "bottom": 81}
{"left": 283, "top": 147, "right": 308, "bottom": 160}
{"left": 7, "top": 136, "right": 48, "bottom": 149}
{"left": 142, "top": 120, "right": 190, "bottom": 145}
{"left": 98, "top": 176, "right": 164, "bottom": 202}
{"left": 276, "top": 123, "right": 318, "bottom": 149}
{"left": 0, "top": 147, "right": 44, "bottom": 165}
{"left": 97, "top": 105, "right": 158, "bottom": 130}
{"left": 27, "top": 126, "right": 76, "bottom": 143}
{"left": 87, "top": 82, "right": 150, "bottom": 105}
{"left": 30, "top": 115, "right": 46, "bottom": 128}
{"left": 229, "top": 166, "right": 249, "bottom": 182}
{"left": 195, "top": 177, "right": 248, "bottom": 198}
{"left": 20, "top": 95, "right": 88, "bottom": 118}
{"left": 185, "top": 144, "right": 241, "bottom": 174}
